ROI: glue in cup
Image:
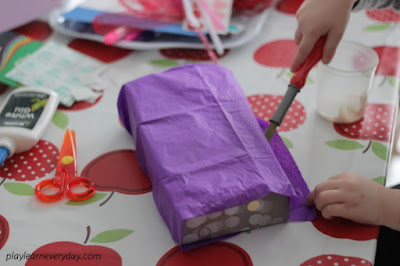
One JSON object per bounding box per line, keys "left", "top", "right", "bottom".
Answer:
{"left": 316, "top": 41, "right": 379, "bottom": 123}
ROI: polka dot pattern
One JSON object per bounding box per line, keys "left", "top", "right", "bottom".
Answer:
{"left": 247, "top": 200, "right": 261, "bottom": 211}
{"left": 225, "top": 216, "right": 240, "bottom": 228}
{"left": 186, "top": 216, "right": 208, "bottom": 229}
{"left": 182, "top": 192, "right": 289, "bottom": 244}
{"left": 334, "top": 103, "right": 394, "bottom": 142}
{"left": 224, "top": 206, "right": 240, "bottom": 215}
{"left": 208, "top": 212, "right": 222, "bottom": 219}
{"left": 247, "top": 94, "right": 306, "bottom": 131}
{"left": 249, "top": 214, "right": 271, "bottom": 226}
{"left": 300, "top": 254, "right": 372, "bottom": 266}
{"left": 0, "top": 140, "right": 59, "bottom": 181}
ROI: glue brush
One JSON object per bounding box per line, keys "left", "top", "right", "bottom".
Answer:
{"left": 265, "top": 36, "right": 327, "bottom": 142}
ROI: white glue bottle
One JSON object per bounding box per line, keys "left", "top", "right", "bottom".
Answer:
{"left": 0, "top": 86, "right": 59, "bottom": 164}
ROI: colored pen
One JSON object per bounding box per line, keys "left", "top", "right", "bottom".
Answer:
{"left": 104, "top": 27, "right": 139, "bottom": 45}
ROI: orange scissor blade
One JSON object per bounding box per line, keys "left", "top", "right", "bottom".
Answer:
{"left": 56, "top": 130, "right": 77, "bottom": 174}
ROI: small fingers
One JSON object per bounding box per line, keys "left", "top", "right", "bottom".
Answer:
{"left": 313, "top": 190, "right": 346, "bottom": 211}
{"left": 313, "top": 179, "right": 341, "bottom": 195}
{"left": 290, "top": 35, "right": 320, "bottom": 72}
{"left": 320, "top": 203, "right": 351, "bottom": 220}
{"left": 322, "top": 30, "right": 343, "bottom": 64}
{"left": 294, "top": 27, "right": 303, "bottom": 45}
{"left": 306, "top": 179, "right": 342, "bottom": 207}
{"left": 307, "top": 172, "right": 360, "bottom": 208}
{"left": 306, "top": 190, "right": 314, "bottom": 206}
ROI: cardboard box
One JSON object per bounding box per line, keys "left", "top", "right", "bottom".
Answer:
{"left": 117, "top": 64, "right": 314, "bottom": 246}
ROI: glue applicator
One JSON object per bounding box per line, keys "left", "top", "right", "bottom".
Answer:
{"left": 265, "top": 37, "right": 327, "bottom": 141}
{"left": 0, "top": 86, "right": 59, "bottom": 165}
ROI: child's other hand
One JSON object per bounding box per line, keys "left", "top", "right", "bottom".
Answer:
{"left": 290, "top": 0, "right": 357, "bottom": 72}
{"left": 307, "top": 172, "right": 386, "bottom": 226}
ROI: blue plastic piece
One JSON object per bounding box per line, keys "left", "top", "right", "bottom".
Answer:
{"left": 0, "top": 146, "right": 9, "bottom": 165}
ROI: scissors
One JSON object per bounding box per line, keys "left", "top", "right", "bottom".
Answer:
{"left": 35, "top": 129, "right": 95, "bottom": 203}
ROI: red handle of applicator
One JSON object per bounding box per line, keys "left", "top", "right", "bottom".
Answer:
{"left": 290, "top": 36, "right": 327, "bottom": 89}
{"left": 265, "top": 36, "right": 326, "bottom": 141}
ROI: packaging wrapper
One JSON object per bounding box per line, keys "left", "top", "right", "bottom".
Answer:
{"left": 117, "top": 64, "right": 315, "bottom": 247}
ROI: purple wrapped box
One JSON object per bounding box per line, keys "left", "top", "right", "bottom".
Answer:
{"left": 117, "top": 64, "right": 315, "bottom": 246}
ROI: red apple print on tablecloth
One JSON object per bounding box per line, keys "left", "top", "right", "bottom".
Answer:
{"left": 254, "top": 40, "right": 297, "bottom": 68}
{"left": 366, "top": 8, "right": 400, "bottom": 23}
{"left": 311, "top": 211, "right": 379, "bottom": 241}
{"left": 247, "top": 94, "right": 306, "bottom": 132}
{"left": 157, "top": 242, "right": 252, "bottom": 266}
{"left": 153, "top": 49, "right": 230, "bottom": 67}
{"left": 68, "top": 39, "right": 132, "bottom": 63}
{"left": 372, "top": 46, "right": 400, "bottom": 88}
{"left": 328, "top": 103, "right": 394, "bottom": 160}
{"left": 26, "top": 226, "right": 133, "bottom": 266}
{"left": 0, "top": 215, "right": 9, "bottom": 250}
{"left": 364, "top": 9, "right": 400, "bottom": 32}
{"left": 13, "top": 20, "right": 53, "bottom": 41}
{"left": 300, "top": 254, "right": 372, "bottom": 266}
{"left": 373, "top": 46, "right": 400, "bottom": 81}
{"left": 73, "top": 150, "right": 152, "bottom": 206}
{"left": 254, "top": 40, "right": 301, "bottom": 79}
{"left": 275, "top": 0, "right": 304, "bottom": 15}
{"left": 0, "top": 140, "right": 58, "bottom": 182}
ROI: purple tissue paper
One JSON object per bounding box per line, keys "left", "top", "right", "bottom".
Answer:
{"left": 117, "top": 63, "right": 315, "bottom": 246}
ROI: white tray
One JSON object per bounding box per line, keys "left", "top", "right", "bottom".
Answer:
{"left": 49, "top": 7, "right": 270, "bottom": 50}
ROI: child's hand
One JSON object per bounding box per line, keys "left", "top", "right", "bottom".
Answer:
{"left": 290, "top": 0, "right": 357, "bottom": 72}
{"left": 307, "top": 172, "right": 388, "bottom": 226}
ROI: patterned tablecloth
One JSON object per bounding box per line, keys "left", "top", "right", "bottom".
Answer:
{"left": 0, "top": 1, "right": 400, "bottom": 265}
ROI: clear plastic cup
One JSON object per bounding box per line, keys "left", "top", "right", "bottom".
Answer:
{"left": 316, "top": 41, "right": 379, "bottom": 123}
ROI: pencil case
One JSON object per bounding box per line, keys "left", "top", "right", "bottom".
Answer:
{"left": 117, "top": 63, "right": 314, "bottom": 246}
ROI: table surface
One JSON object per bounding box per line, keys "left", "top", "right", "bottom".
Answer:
{"left": 0, "top": 2, "right": 400, "bottom": 266}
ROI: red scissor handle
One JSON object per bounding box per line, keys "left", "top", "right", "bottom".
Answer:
{"left": 66, "top": 176, "right": 96, "bottom": 201}
{"left": 35, "top": 130, "right": 96, "bottom": 203}
{"left": 35, "top": 171, "right": 66, "bottom": 203}
{"left": 35, "top": 172, "right": 96, "bottom": 202}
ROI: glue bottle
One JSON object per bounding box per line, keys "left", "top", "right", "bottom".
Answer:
{"left": 0, "top": 86, "right": 59, "bottom": 164}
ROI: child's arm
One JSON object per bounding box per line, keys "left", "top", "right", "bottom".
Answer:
{"left": 307, "top": 172, "right": 400, "bottom": 231}
{"left": 291, "top": 0, "right": 400, "bottom": 72}
{"left": 290, "top": 0, "right": 357, "bottom": 72}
